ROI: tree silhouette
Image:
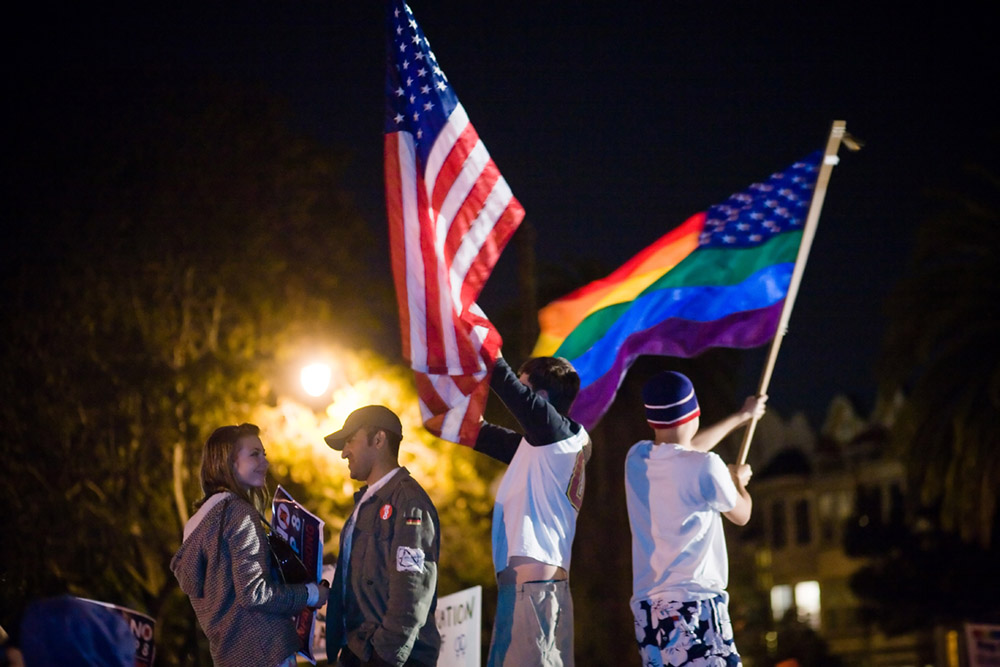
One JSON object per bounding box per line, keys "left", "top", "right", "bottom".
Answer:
{"left": 0, "top": 72, "right": 389, "bottom": 662}
{"left": 846, "top": 508, "right": 1000, "bottom": 637}
{"left": 850, "top": 140, "right": 1000, "bottom": 645}
{"left": 877, "top": 138, "right": 1000, "bottom": 549}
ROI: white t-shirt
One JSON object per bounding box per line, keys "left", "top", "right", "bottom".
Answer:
{"left": 492, "top": 428, "right": 590, "bottom": 573}
{"left": 624, "top": 441, "right": 738, "bottom": 604}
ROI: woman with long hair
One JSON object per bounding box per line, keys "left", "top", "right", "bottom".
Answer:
{"left": 171, "top": 423, "right": 329, "bottom": 666}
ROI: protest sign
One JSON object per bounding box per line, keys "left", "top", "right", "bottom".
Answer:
{"left": 303, "top": 563, "right": 338, "bottom": 663}
{"left": 966, "top": 623, "right": 1000, "bottom": 667}
{"left": 435, "top": 586, "right": 482, "bottom": 667}
{"left": 272, "top": 485, "right": 325, "bottom": 664}
{"left": 77, "top": 598, "right": 155, "bottom": 666}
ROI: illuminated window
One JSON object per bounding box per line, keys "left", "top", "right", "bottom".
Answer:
{"left": 795, "top": 581, "right": 821, "bottom": 629}
{"left": 771, "top": 584, "right": 793, "bottom": 621}
{"left": 770, "top": 581, "right": 822, "bottom": 629}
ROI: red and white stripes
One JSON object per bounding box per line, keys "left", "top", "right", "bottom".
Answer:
{"left": 386, "top": 102, "right": 523, "bottom": 445}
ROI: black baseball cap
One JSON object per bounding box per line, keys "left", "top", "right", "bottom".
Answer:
{"left": 324, "top": 405, "right": 403, "bottom": 450}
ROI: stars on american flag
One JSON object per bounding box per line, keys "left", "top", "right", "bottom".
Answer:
{"left": 384, "top": 0, "right": 524, "bottom": 445}
{"left": 699, "top": 153, "right": 821, "bottom": 248}
{"left": 386, "top": 1, "right": 457, "bottom": 157}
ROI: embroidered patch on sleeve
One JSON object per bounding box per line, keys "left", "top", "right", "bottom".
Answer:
{"left": 405, "top": 516, "right": 422, "bottom": 526}
{"left": 396, "top": 546, "right": 425, "bottom": 573}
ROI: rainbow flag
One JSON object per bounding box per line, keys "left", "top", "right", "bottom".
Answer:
{"left": 532, "top": 153, "right": 822, "bottom": 429}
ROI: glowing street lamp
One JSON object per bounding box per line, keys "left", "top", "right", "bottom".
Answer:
{"left": 300, "top": 362, "right": 332, "bottom": 398}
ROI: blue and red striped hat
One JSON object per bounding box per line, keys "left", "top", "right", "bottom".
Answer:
{"left": 642, "top": 371, "right": 700, "bottom": 429}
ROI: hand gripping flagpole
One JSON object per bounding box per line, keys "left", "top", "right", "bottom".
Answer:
{"left": 737, "top": 120, "right": 861, "bottom": 465}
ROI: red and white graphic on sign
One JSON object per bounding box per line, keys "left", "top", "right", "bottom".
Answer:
{"left": 277, "top": 503, "right": 291, "bottom": 529}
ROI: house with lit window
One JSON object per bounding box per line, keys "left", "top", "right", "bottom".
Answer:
{"left": 728, "top": 395, "right": 951, "bottom": 667}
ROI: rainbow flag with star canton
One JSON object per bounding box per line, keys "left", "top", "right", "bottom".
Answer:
{"left": 532, "top": 152, "right": 822, "bottom": 429}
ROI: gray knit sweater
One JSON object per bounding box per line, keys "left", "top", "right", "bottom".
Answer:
{"left": 171, "top": 493, "right": 310, "bottom": 666}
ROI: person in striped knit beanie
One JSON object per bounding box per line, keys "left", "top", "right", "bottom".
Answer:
{"left": 624, "top": 371, "right": 766, "bottom": 667}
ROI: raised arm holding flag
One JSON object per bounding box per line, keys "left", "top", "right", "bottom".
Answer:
{"left": 384, "top": 0, "right": 523, "bottom": 447}
{"left": 383, "top": 4, "right": 592, "bottom": 664}
{"left": 533, "top": 122, "right": 857, "bottom": 466}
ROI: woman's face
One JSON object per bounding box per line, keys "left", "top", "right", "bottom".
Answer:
{"left": 232, "top": 435, "right": 268, "bottom": 489}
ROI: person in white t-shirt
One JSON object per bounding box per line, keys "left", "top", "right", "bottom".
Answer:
{"left": 624, "top": 371, "right": 766, "bottom": 667}
{"left": 474, "top": 354, "right": 591, "bottom": 667}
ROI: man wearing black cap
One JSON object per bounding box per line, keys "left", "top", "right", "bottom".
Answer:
{"left": 323, "top": 405, "right": 441, "bottom": 667}
{"left": 624, "top": 371, "right": 766, "bottom": 667}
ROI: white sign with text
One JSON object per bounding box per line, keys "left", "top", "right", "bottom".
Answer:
{"left": 435, "top": 585, "right": 482, "bottom": 667}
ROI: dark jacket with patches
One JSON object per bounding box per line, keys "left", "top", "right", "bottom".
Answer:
{"left": 328, "top": 467, "right": 441, "bottom": 666}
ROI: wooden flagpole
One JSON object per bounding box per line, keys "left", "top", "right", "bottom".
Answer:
{"left": 737, "top": 120, "right": 858, "bottom": 465}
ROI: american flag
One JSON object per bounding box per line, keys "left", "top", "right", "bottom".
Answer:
{"left": 384, "top": 1, "right": 524, "bottom": 446}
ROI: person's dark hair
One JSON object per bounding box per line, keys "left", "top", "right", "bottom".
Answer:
{"left": 363, "top": 426, "right": 403, "bottom": 458}
{"left": 196, "top": 423, "right": 268, "bottom": 514}
{"left": 517, "top": 357, "right": 580, "bottom": 415}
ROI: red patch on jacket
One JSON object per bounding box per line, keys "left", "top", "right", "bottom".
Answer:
{"left": 380, "top": 504, "right": 393, "bottom": 520}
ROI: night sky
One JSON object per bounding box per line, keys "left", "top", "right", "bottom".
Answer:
{"left": 11, "top": 2, "right": 995, "bottom": 426}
